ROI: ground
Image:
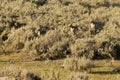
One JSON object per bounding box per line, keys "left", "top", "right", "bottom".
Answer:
{"left": 0, "top": 54, "right": 120, "bottom": 80}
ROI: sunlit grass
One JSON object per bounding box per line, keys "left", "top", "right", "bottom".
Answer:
{"left": 0, "top": 58, "right": 120, "bottom": 80}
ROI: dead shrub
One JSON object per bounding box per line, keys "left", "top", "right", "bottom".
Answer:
{"left": 0, "top": 65, "right": 41, "bottom": 80}
{"left": 63, "top": 57, "right": 92, "bottom": 72}
{"left": 41, "top": 68, "right": 60, "bottom": 80}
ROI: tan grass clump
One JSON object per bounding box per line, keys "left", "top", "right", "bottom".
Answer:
{"left": 63, "top": 57, "right": 92, "bottom": 72}
{"left": 0, "top": 65, "right": 41, "bottom": 80}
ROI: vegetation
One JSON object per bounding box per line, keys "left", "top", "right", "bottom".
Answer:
{"left": 0, "top": 0, "right": 120, "bottom": 80}
{"left": 0, "top": 59, "right": 120, "bottom": 80}
{"left": 0, "top": 65, "right": 41, "bottom": 80}
{"left": 0, "top": 0, "right": 120, "bottom": 60}
{"left": 63, "top": 57, "right": 92, "bottom": 71}
{"left": 68, "top": 72, "right": 89, "bottom": 80}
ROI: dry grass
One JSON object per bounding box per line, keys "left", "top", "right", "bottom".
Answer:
{"left": 63, "top": 57, "right": 92, "bottom": 71}
{"left": 0, "top": 59, "right": 120, "bottom": 80}
{"left": 68, "top": 72, "right": 89, "bottom": 80}
{"left": 0, "top": 65, "right": 41, "bottom": 80}
{"left": 0, "top": 0, "right": 120, "bottom": 80}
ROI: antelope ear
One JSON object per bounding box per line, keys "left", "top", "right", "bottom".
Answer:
{"left": 68, "top": 24, "right": 73, "bottom": 27}
{"left": 90, "top": 23, "right": 95, "bottom": 29}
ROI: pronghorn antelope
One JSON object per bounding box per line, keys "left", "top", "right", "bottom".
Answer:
{"left": 90, "top": 23, "right": 96, "bottom": 29}
{"left": 69, "top": 24, "right": 78, "bottom": 34}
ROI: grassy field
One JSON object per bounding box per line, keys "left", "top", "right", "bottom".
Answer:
{"left": 0, "top": 54, "right": 120, "bottom": 80}
{"left": 0, "top": 60, "right": 120, "bottom": 80}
